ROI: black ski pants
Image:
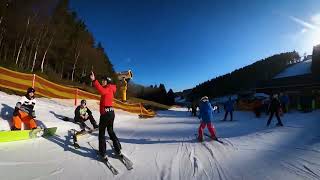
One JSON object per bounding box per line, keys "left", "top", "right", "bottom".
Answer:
{"left": 75, "top": 115, "right": 97, "bottom": 129}
{"left": 267, "top": 110, "right": 283, "bottom": 126}
{"left": 223, "top": 111, "right": 233, "bottom": 121}
{"left": 99, "top": 110, "right": 122, "bottom": 156}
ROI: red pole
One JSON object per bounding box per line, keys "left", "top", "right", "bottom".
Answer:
{"left": 32, "top": 74, "right": 36, "bottom": 88}
{"left": 75, "top": 89, "right": 78, "bottom": 106}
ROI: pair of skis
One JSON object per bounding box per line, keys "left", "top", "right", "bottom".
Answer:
{"left": 106, "top": 140, "right": 133, "bottom": 170}
{"left": 87, "top": 141, "right": 133, "bottom": 175}
{"left": 71, "top": 129, "right": 133, "bottom": 175}
{"left": 87, "top": 142, "right": 120, "bottom": 175}
{"left": 196, "top": 133, "right": 225, "bottom": 144}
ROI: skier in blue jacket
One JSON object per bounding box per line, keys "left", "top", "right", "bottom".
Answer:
{"left": 198, "top": 96, "right": 218, "bottom": 141}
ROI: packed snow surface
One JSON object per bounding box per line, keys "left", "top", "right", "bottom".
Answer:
{"left": 1, "top": 91, "right": 320, "bottom": 180}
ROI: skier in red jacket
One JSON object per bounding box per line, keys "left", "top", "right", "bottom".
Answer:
{"left": 90, "top": 72, "right": 122, "bottom": 158}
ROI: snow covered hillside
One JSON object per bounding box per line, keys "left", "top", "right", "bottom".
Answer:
{"left": 1, "top": 91, "right": 320, "bottom": 180}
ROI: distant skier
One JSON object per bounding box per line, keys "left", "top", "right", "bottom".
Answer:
{"left": 222, "top": 97, "right": 234, "bottom": 121}
{"left": 187, "top": 105, "right": 191, "bottom": 113}
{"left": 197, "top": 96, "right": 218, "bottom": 142}
{"left": 191, "top": 103, "right": 197, "bottom": 116}
{"left": 90, "top": 72, "right": 122, "bottom": 158}
{"left": 266, "top": 94, "right": 284, "bottom": 127}
{"left": 74, "top": 99, "right": 99, "bottom": 131}
{"left": 11, "top": 87, "right": 38, "bottom": 130}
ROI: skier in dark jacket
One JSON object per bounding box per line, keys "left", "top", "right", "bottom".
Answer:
{"left": 191, "top": 103, "right": 197, "bottom": 116}
{"left": 90, "top": 72, "right": 122, "bottom": 158}
{"left": 266, "top": 94, "right": 283, "bottom": 126}
{"left": 222, "top": 97, "right": 234, "bottom": 121}
{"left": 74, "top": 99, "right": 99, "bottom": 131}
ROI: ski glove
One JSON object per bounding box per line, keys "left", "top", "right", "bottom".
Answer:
{"left": 13, "top": 107, "right": 20, "bottom": 116}
{"left": 31, "top": 111, "right": 36, "bottom": 118}
{"left": 15, "top": 102, "right": 21, "bottom": 109}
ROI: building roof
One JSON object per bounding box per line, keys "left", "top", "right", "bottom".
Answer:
{"left": 273, "top": 59, "right": 312, "bottom": 79}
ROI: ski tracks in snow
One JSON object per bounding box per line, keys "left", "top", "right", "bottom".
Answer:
{"left": 158, "top": 141, "right": 194, "bottom": 180}
{"left": 31, "top": 167, "right": 64, "bottom": 180}
{"left": 200, "top": 142, "right": 230, "bottom": 180}
{"left": 162, "top": 137, "right": 236, "bottom": 180}
{"left": 280, "top": 156, "right": 320, "bottom": 179}
{"left": 156, "top": 140, "right": 211, "bottom": 180}
{"left": 188, "top": 144, "right": 204, "bottom": 178}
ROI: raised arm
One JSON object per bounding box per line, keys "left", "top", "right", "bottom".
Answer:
{"left": 90, "top": 71, "right": 105, "bottom": 95}
{"left": 93, "top": 80, "right": 105, "bottom": 95}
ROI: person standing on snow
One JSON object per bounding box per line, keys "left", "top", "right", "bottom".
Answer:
{"left": 279, "top": 93, "right": 289, "bottom": 113}
{"left": 90, "top": 72, "right": 122, "bottom": 158}
{"left": 11, "top": 87, "right": 38, "bottom": 130}
{"left": 198, "top": 96, "right": 218, "bottom": 142}
{"left": 74, "top": 99, "right": 99, "bottom": 131}
{"left": 266, "top": 94, "right": 284, "bottom": 127}
{"left": 191, "top": 102, "right": 197, "bottom": 116}
{"left": 222, "top": 97, "right": 234, "bottom": 121}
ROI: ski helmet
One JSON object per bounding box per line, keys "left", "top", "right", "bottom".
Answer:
{"left": 102, "top": 76, "right": 112, "bottom": 83}
{"left": 81, "top": 99, "right": 86, "bottom": 105}
{"left": 200, "top": 96, "right": 209, "bottom": 102}
{"left": 27, "top": 87, "right": 35, "bottom": 94}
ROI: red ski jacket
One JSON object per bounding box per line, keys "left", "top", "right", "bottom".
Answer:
{"left": 93, "top": 80, "right": 116, "bottom": 114}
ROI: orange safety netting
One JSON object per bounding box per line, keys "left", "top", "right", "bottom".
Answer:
{"left": 237, "top": 100, "right": 256, "bottom": 111}
{"left": 0, "top": 66, "right": 155, "bottom": 118}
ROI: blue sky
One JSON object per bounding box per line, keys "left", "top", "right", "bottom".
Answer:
{"left": 70, "top": 0, "right": 320, "bottom": 92}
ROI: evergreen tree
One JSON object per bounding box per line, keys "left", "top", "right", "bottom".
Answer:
{"left": 0, "top": 0, "right": 116, "bottom": 86}
{"left": 187, "top": 51, "right": 300, "bottom": 100}
{"left": 167, "top": 89, "right": 175, "bottom": 105}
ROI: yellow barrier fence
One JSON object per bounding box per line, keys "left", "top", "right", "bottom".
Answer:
{"left": 0, "top": 66, "right": 155, "bottom": 118}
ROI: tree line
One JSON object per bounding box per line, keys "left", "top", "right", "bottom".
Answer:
{"left": 0, "top": 0, "right": 116, "bottom": 86}
{"left": 186, "top": 51, "right": 300, "bottom": 101}
{"left": 0, "top": 0, "right": 177, "bottom": 105}
{"left": 127, "top": 82, "right": 176, "bottom": 106}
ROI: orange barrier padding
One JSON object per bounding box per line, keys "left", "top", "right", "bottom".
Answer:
{"left": 0, "top": 66, "right": 155, "bottom": 118}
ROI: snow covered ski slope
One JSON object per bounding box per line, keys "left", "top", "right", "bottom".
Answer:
{"left": 0, "top": 91, "right": 320, "bottom": 180}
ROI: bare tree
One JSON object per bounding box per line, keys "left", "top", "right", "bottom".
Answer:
{"left": 71, "top": 42, "right": 81, "bottom": 81}
{"left": 15, "top": 17, "right": 30, "bottom": 65}
{"left": 40, "top": 33, "right": 54, "bottom": 73}
{"left": 31, "top": 25, "right": 47, "bottom": 72}
{"left": 27, "top": 36, "right": 36, "bottom": 69}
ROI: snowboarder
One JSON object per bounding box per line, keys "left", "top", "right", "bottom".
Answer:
{"left": 266, "top": 94, "right": 284, "bottom": 126}
{"left": 90, "top": 72, "right": 122, "bottom": 158}
{"left": 222, "top": 97, "right": 234, "bottom": 121}
{"left": 74, "top": 99, "right": 99, "bottom": 131}
{"left": 197, "top": 96, "right": 218, "bottom": 142}
{"left": 11, "top": 87, "right": 38, "bottom": 130}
